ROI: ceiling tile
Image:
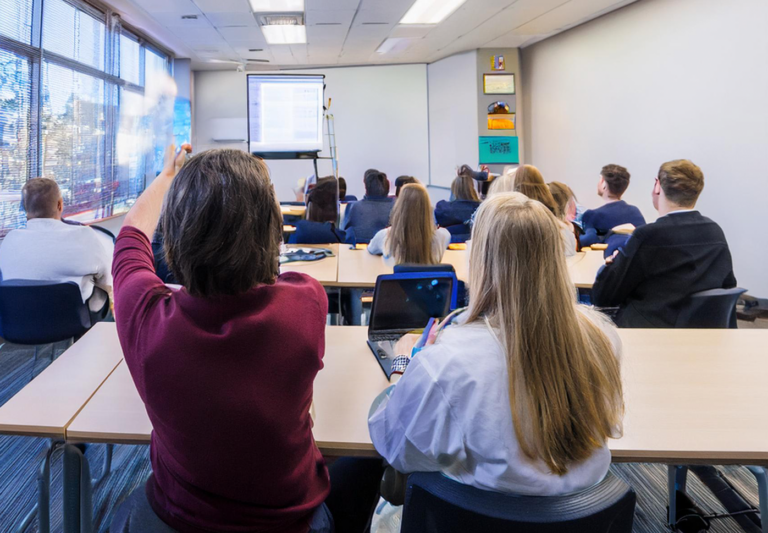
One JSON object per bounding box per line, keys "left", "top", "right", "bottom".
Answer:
{"left": 122, "top": 0, "right": 639, "bottom": 68}
{"left": 131, "top": 0, "right": 202, "bottom": 14}
{"left": 192, "top": 0, "right": 252, "bottom": 11}
{"left": 153, "top": 12, "right": 212, "bottom": 28}
{"left": 207, "top": 12, "right": 259, "bottom": 27}
{"left": 306, "top": 9, "right": 356, "bottom": 25}
{"left": 306, "top": 0, "right": 361, "bottom": 9}
{"left": 218, "top": 26, "right": 265, "bottom": 40}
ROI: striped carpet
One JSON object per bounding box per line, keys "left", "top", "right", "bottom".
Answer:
{"left": 0, "top": 320, "right": 764, "bottom": 532}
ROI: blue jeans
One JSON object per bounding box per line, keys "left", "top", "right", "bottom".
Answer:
{"left": 110, "top": 484, "right": 334, "bottom": 533}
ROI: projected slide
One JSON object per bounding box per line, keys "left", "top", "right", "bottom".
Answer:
{"left": 247, "top": 74, "right": 325, "bottom": 154}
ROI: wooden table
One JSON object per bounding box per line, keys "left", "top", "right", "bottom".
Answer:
{"left": 337, "top": 247, "right": 603, "bottom": 289}
{"left": 6, "top": 325, "right": 768, "bottom": 532}
{"left": 0, "top": 323, "right": 122, "bottom": 439}
{"left": 569, "top": 250, "right": 606, "bottom": 289}
{"left": 280, "top": 205, "right": 306, "bottom": 218}
{"left": 63, "top": 327, "right": 768, "bottom": 465}
{"left": 279, "top": 244, "right": 340, "bottom": 285}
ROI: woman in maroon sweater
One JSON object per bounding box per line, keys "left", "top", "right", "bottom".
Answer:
{"left": 110, "top": 147, "right": 334, "bottom": 532}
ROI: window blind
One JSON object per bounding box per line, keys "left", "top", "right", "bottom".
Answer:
{"left": 0, "top": 0, "right": 33, "bottom": 44}
{"left": 0, "top": 0, "right": 171, "bottom": 231}
{"left": 0, "top": 49, "right": 31, "bottom": 236}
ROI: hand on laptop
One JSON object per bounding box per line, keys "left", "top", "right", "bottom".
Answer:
{"left": 394, "top": 319, "right": 440, "bottom": 357}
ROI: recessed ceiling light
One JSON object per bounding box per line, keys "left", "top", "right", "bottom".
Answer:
{"left": 400, "top": 0, "right": 467, "bottom": 24}
{"left": 376, "top": 38, "right": 412, "bottom": 55}
{"left": 249, "top": 0, "right": 304, "bottom": 12}
{"left": 261, "top": 24, "right": 306, "bottom": 44}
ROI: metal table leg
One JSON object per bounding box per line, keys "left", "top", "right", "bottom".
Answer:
{"left": 667, "top": 464, "right": 689, "bottom": 529}
{"left": 63, "top": 443, "right": 93, "bottom": 533}
{"left": 747, "top": 466, "right": 768, "bottom": 533}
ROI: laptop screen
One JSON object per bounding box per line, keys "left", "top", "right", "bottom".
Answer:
{"left": 369, "top": 275, "right": 456, "bottom": 333}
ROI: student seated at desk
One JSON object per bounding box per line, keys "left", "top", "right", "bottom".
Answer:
{"left": 368, "top": 183, "right": 451, "bottom": 266}
{"left": 338, "top": 176, "right": 357, "bottom": 202}
{"left": 489, "top": 165, "right": 577, "bottom": 256}
{"left": 434, "top": 173, "right": 481, "bottom": 242}
{"left": 549, "top": 181, "right": 581, "bottom": 250}
{"left": 580, "top": 164, "right": 646, "bottom": 251}
{"left": 394, "top": 175, "right": 418, "bottom": 197}
{"left": 110, "top": 147, "right": 379, "bottom": 533}
{"left": 288, "top": 177, "right": 346, "bottom": 244}
{"left": 0, "top": 177, "right": 112, "bottom": 318}
{"left": 368, "top": 193, "right": 623, "bottom": 526}
{"left": 342, "top": 169, "right": 394, "bottom": 243}
{"left": 592, "top": 160, "right": 737, "bottom": 328}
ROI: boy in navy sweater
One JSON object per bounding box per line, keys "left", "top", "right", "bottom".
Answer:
{"left": 580, "top": 164, "right": 646, "bottom": 252}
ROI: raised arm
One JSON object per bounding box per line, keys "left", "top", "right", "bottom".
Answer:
{"left": 124, "top": 144, "right": 191, "bottom": 239}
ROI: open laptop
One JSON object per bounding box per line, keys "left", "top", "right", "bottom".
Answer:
{"left": 367, "top": 272, "right": 458, "bottom": 379}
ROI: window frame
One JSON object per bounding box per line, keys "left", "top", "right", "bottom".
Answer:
{"left": 0, "top": 0, "right": 174, "bottom": 227}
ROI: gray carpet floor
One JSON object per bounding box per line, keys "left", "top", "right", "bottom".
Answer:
{"left": 0, "top": 317, "right": 764, "bottom": 531}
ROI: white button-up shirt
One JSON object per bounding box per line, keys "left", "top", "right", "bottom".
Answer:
{"left": 369, "top": 307, "right": 622, "bottom": 496}
{"left": 0, "top": 218, "right": 113, "bottom": 311}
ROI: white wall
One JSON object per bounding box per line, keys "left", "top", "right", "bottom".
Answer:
{"left": 194, "top": 64, "right": 430, "bottom": 201}
{"left": 427, "top": 51, "right": 479, "bottom": 189}
{"left": 522, "top": 0, "right": 768, "bottom": 296}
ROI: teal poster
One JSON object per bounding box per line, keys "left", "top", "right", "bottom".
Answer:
{"left": 479, "top": 136, "right": 519, "bottom": 164}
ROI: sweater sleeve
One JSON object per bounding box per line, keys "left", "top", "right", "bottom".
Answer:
{"left": 591, "top": 230, "right": 647, "bottom": 307}
{"left": 112, "top": 226, "right": 171, "bottom": 355}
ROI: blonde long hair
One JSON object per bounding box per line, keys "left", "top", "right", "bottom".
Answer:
{"left": 466, "top": 193, "right": 623, "bottom": 475}
{"left": 385, "top": 183, "right": 437, "bottom": 265}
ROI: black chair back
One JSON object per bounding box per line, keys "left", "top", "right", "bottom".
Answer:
{"left": 676, "top": 287, "right": 747, "bottom": 329}
{"left": 401, "top": 471, "right": 636, "bottom": 533}
{"left": 394, "top": 263, "right": 456, "bottom": 274}
{"left": 0, "top": 280, "right": 92, "bottom": 344}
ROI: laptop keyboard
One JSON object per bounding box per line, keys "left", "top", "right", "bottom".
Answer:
{"left": 370, "top": 333, "right": 402, "bottom": 343}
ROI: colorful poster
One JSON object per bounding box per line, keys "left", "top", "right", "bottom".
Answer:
{"left": 479, "top": 136, "right": 519, "bottom": 164}
{"left": 488, "top": 113, "right": 515, "bottom": 130}
{"left": 491, "top": 55, "right": 505, "bottom": 71}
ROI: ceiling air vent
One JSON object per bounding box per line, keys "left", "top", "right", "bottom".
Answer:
{"left": 181, "top": 14, "right": 198, "bottom": 20}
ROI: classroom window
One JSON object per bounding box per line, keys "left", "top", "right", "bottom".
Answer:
{"left": 0, "top": 0, "right": 171, "bottom": 235}
{"left": 0, "top": 0, "right": 33, "bottom": 44}
{"left": 0, "top": 49, "right": 32, "bottom": 236}
{"left": 41, "top": 62, "right": 107, "bottom": 220}
{"left": 43, "top": 0, "right": 106, "bottom": 72}
{"left": 119, "top": 34, "right": 141, "bottom": 86}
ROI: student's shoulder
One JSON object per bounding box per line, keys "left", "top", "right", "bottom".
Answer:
{"left": 276, "top": 271, "right": 325, "bottom": 298}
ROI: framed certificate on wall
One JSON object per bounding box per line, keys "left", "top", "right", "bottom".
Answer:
{"left": 483, "top": 74, "right": 515, "bottom": 95}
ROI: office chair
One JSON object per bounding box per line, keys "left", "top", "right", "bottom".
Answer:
{"left": 400, "top": 471, "right": 636, "bottom": 533}
{"left": 445, "top": 224, "right": 471, "bottom": 244}
{"left": 675, "top": 287, "right": 747, "bottom": 329}
{"left": 0, "top": 280, "right": 97, "bottom": 376}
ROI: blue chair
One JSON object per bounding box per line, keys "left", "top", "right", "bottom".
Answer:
{"left": 400, "top": 471, "right": 636, "bottom": 533}
{"left": 674, "top": 287, "right": 747, "bottom": 329}
{"left": 0, "top": 280, "right": 99, "bottom": 375}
